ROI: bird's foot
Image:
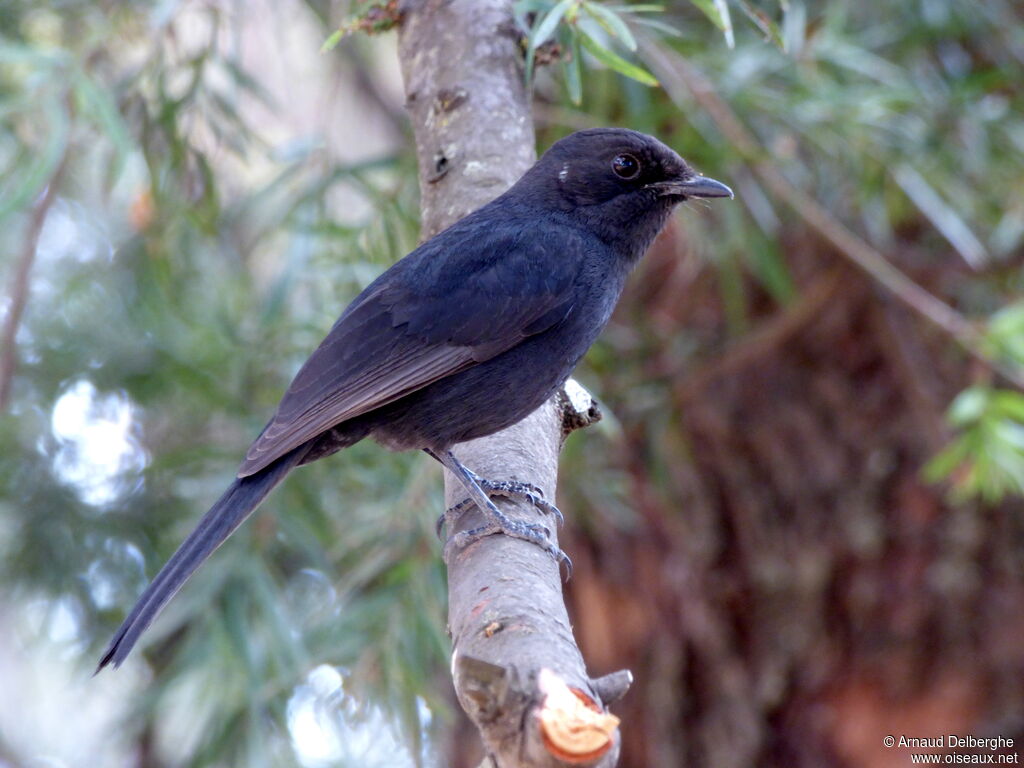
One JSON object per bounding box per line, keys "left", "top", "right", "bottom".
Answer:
{"left": 443, "top": 517, "right": 572, "bottom": 580}
{"left": 428, "top": 450, "right": 571, "bottom": 579}
{"left": 435, "top": 476, "right": 563, "bottom": 538}
{"left": 472, "top": 475, "right": 565, "bottom": 527}
{"left": 437, "top": 485, "right": 571, "bottom": 579}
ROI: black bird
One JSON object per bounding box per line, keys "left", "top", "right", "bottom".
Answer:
{"left": 97, "top": 128, "right": 732, "bottom": 671}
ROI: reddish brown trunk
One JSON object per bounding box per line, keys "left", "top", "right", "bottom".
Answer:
{"left": 564, "top": 226, "right": 1024, "bottom": 767}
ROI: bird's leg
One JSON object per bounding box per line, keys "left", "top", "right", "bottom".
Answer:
{"left": 427, "top": 449, "right": 571, "bottom": 574}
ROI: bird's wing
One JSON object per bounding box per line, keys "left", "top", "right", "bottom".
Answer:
{"left": 238, "top": 221, "right": 583, "bottom": 476}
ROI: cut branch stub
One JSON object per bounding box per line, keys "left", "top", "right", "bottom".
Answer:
{"left": 559, "top": 378, "right": 603, "bottom": 438}
{"left": 455, "top": 656, "right": 623, "bottom": 767}
{"left": 537, "top": 669, "right": 621, "bottom": 764}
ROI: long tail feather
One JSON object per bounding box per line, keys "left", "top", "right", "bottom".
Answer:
{"left": 96, "top": 446, "right": 308, "bottom": 672}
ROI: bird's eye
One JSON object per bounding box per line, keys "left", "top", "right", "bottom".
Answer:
{"left": 611, "top": 153, "right": 641, "bottom": 179}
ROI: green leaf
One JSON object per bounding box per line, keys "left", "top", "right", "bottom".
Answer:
{"left": 563, "top": 28, "right": 584, "bottom": 104}
{"left": 690, "top": 0, "right": 725, "bottom": 29}
{"left": 604, "top": 3, "right": 665, "bottom": 11}
{"left": 0, "top": 93, "right": 69, "bottom": 223}
{"left": 714, "top": 0, "right": 735, "bottom": 48}
{"left": 320, "top": 28, "right": 345, "bottom": 53}
{"left": 737, "top": 0, "right": 785, "bottom": 49}
{"left": 928, "top": 385, "right": 1024, "bottom": 503}
{"left": 947, "top": 386, "right": 990, "bottom": 426}
{"left": 515, "top": 0, "right": 550, "bottom": 13}
{"left": 630, "top": 16, "right": 683, "bottom": 36}
{"left": 222, "top": 59, "right": 277, "bottom": 109}
{"left": 526, "top": 0, "right": 576, "bottom": 85}
{"left": 990, "top": 303, "right": 1024, "bottom": 335}
{"left": 992, "top": 420, "right": 1024, "bottom": 452}
{"left": 71, "top": 70, "right": 131, "bottom": 188}
{"left": 532, "top": 0, "right": 576, "bottom": 48}
{"left": 992, "top": 390, "right": 1024, "bottom": 423}
{"left": 0, "top": 40, "right": 69, "bottom": 67}
{"left": 923, "top": 439, "right": 969, "bottom": 484}
{"left": 689, "top": 0, "right": 734, "bottom": 47}
{"left": 579, "top": 33, "right": 659, "bottom": 86}
{"left": 582, "top": 2, "right": 637, "bottom": 51}
{"left": 986, "top": 302, "right": 1024, "bottom": 367}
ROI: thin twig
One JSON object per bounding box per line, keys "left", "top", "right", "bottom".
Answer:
{"left": 0, "top": 152, "right": 69, "bottom": 411}
{"left": 641, "top": 41, "right": 1024, "bottom": 391}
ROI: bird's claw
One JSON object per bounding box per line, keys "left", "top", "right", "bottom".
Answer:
{"left": 444, "top": 520, "right": 572, "bottom": 580}
{"left": 493, "top": 480, "right": 563, "bottom": 527}
{"left": 436, "top": 498, "right": 471, "bottom": 540}
{"left": 436, "top": 477, "right": 564, "bottom": 539}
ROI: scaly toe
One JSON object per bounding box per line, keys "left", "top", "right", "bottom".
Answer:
{"left": 473, "top": 478, "right": 565, "bottom": 527}
{"left": 437, "top": 498, "right": 473, "bottom": 539}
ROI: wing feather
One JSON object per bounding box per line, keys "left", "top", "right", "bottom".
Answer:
{"left": 238, "top": 219, "right": 586, "bottom": 477}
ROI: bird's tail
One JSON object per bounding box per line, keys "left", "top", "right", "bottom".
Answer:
{"left": 96, "top": 445, "right": 309, "bottom": 672}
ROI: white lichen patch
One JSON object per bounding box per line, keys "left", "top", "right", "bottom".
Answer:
{"left": 563, "top": 378, "right": 592, "bottom": 414}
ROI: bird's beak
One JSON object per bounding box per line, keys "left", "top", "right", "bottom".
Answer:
{"left": 650, "top": 174, "right": 734, "bottom": 200}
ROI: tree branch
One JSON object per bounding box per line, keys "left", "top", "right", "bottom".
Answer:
{"left": 0, "top": 152, "right": 69, "bottom": 411}
{"left": 673, "top": 266, "right": 848, "bottom": 403}
{"left": 396, "top": 1, "right": 627, "bottom": 765}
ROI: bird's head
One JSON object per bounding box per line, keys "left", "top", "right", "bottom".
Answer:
{"left": 526, "top": 128, "right": 732, "bottom": 260}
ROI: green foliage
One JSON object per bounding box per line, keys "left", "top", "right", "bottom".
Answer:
{"left": 517, "top": 0, "right": 798, "bottom": 103}
{"left": 925, "top": 304, "right": 1024, "bottom": 502}
{"left": 517, "top": 0, "right": 665, "bottom": 102}
{"left": 0, "top": 37, "right": 133, "bottom": 222}
{"left": 524, "top": 0, "right": 1024, "bottom": 504}
{"left": 735, "top": 0, "right": 783, "bottom": 48}
{"left": 925, "top": 386, "right": 1024, "bottom": 503}
{"left": 321, "top": 1, "right": 401, "bottom": 52}
{"left": 984, "top": 302, "right": 1024, "bottom": 370}
{"left": 1, "top": 3, "right": 440, "bottom": 765}
{"left": 689, "top": 0, "right": 734, "bottom": 47}
{"left": 2, "top": 0, "right": 1024, "bottom": 765}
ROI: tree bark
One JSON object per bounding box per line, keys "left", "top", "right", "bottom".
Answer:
{"left": 396, "top": 2, "right": 627, "bottom": 766}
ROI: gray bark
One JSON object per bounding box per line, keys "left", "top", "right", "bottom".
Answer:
{"left": 396, "top": 2, "right": 627, "bottom": 766}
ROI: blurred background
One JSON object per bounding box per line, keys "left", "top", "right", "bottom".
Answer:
{"left": 1, "top": 1, "right": 1023, "bottom": 766}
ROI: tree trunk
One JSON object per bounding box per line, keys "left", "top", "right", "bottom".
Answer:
{"left": 397, "top": 2, "right": 625, "bottom": 766}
